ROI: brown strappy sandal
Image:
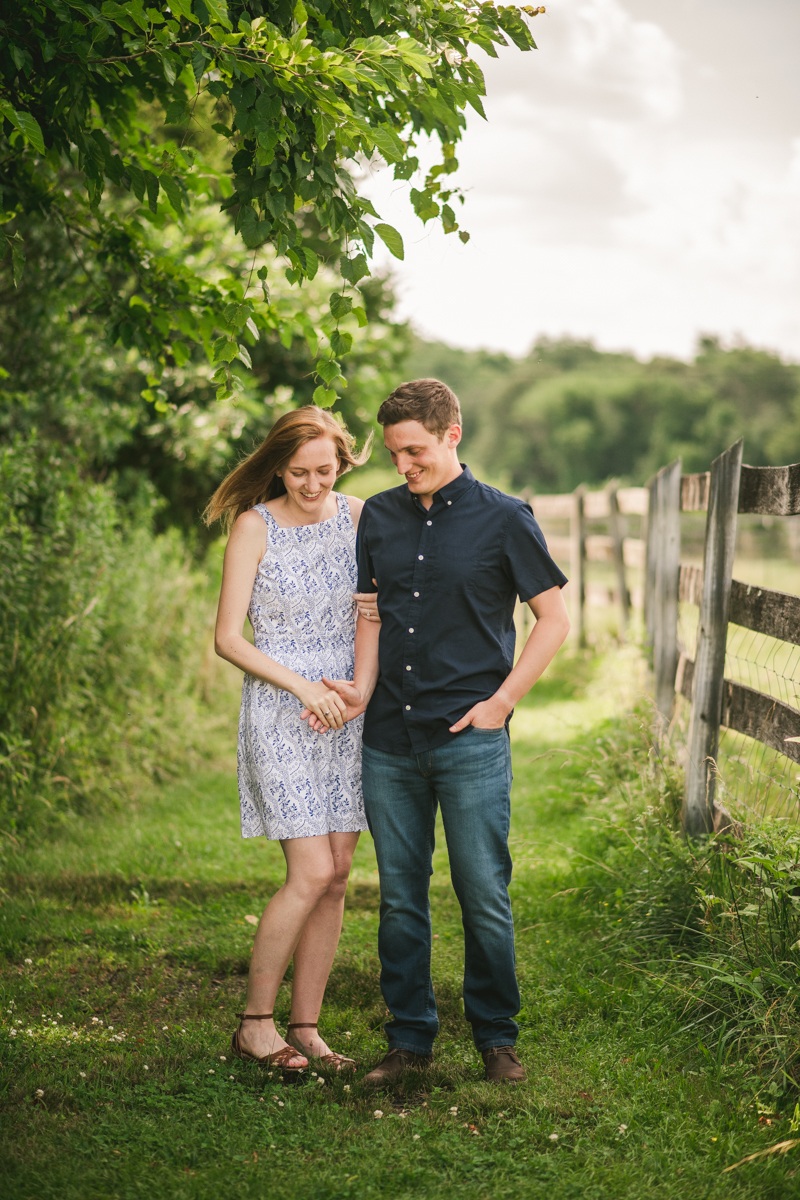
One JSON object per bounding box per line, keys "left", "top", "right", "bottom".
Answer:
{"left": 230, "top": 1013, "right": 307, "bottom": 1071}
{"left": 286, "top": 1022, "right": 356, "bottom": 1072}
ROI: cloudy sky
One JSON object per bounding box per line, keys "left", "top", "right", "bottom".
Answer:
{"left": 365, "top": 0, "right": 800, "bottom": 361}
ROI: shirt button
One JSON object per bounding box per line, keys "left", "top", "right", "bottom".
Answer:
{"left": 418, "top": 554, "right": 424, "bottom": 560}
{"left": 413, "top": 591, "right": 419, "bottom": 597}
{"left": 426, "top": 520, "right": 432, "bottom": 526}
{"left": 406, "top": 665, "right": 411, "bottom": 671}
{"left": 405, "top": 705, "right": 411, "bottom": 711}
{"left": 447, "top": 500, "right": 452, "bottom": 506}
{"left": 409, "top": 627, "right": 414, "bottom": 633}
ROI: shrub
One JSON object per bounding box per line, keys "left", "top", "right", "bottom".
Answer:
{"left": 0, "top": 435, "right": 223, "bottom": 838}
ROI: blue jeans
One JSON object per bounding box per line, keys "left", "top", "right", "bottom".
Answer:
{"left": 362, "top": 727, "right": 520, "bottom": 1054}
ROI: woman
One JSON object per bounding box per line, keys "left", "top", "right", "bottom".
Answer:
{"left": 205, "top": 406, "right": 375, "bottom": 1072}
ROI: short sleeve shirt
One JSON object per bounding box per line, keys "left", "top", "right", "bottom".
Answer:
{"left": 356, "top": 465, "right": 568, "bottom": 754}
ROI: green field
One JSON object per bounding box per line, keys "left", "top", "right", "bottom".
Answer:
{"left": 2, "top": 648, "right": 799, "bottom": 1199}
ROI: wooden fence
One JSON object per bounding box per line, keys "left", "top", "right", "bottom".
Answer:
{"left": 528, "top": 453, "right": 800, "bottom": 837}
{"left": 529, "top": 485, "right": 649, "bottom": 643}
{"left": 646, "top": 443, "right": 800, "bottom": 836}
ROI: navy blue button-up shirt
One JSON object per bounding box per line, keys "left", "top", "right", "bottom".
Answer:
{"left": 356, "top": 465, "right": 568, "bottom": 755}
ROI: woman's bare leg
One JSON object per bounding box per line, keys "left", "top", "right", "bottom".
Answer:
{"left": 238, "top": 834, "right": 336, "bottom": 1061}
{"left": 288, "top": 831, "right": 359, "bottom": 1057}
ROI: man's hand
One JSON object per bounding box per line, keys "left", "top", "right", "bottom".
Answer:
{"left": 301, "top": 678, "right": 365, "bottom": 732}
{"left": 354, "top": 578, "right": 380, "bottom": 623}
{"left": 449, "top": 690, "right": 512, "bottom": 733}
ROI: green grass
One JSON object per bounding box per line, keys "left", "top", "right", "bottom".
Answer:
{"left": 2, "top": 650, "right": 800, "bottom": 1198}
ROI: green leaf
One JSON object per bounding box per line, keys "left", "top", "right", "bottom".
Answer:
{"left": 374, "top": 223, "right": 404, "bottom": 261}
{"left": 14, "top": 112, "right": 45, "bottom": 155}
{"left": 313, "top": 385, "right": 337, "bottom": 409}
{"left": 330, "top": 330, "right": 353, "bottom": 356}
{"left": 203, "top": 0, "right": 231, "bottom": 28}
{"left": 212, "top": 336, "right": 239, "bottom": 363}
{"left": 171, "top": 341, "right": 190, "bottom": 367}
{"left": 126, "top": 162, "right": 146, "bottom": 201}
{"left": 340, "top": 253, "right": 368, "bottom": 285}
{"left": 316, "top": 358, "right": 341, "bottom": 384}
{"left": 235, "top": 343, "right": 252, "bottom": 369}
{"left": 159, "top": 173, "right": 184, "bottom": 216}
{"left": 458, "top": 230, "right": 470, "bottom": 244}
{"left": 293, "top": 0, "right": 307, "bottom": 26}
{"left": 144, "top": 171, "right": 160, "bottom": 214}
{"left": 370, "top": 124, "right": 404, "bottom": 163}
{"left": 9, "top": 234, "right": 25, "bottom": 288}
{"left": 329, "top": 293, "right": 352, "bottom": 319}
{"left": 352, "top": 305, "right": 368, "bottom": 328}
{"left": 303, "top": 248, "right": 319, "bottom": 279}
{"left": 169, "top": 0, "right": 197, "bottom": 20}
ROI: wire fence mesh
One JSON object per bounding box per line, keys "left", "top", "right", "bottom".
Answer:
{"left": 675, "top": 518, "right": 800, "bottom": 822}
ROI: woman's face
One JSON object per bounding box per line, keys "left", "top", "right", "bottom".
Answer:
{"left": 280, "top": 435, "right": 340, "bottom": 513}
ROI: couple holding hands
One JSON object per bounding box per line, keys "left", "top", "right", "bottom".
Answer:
{"left": 207, "top": 378, "right": 569, "bottom": 1086}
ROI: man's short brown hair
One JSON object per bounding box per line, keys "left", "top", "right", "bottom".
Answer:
{"left": 377, "top": 378, "right": 462, "bottom": 439}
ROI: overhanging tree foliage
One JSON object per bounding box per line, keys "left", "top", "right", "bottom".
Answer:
{"left": 0, "top": 0, "right": 543, "bottom": 410}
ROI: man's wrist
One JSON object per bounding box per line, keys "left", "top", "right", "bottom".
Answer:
{"left": 493, "top": 686, "right": 516, "bottom": 715}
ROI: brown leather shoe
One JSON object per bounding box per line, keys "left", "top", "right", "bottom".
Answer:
{"left": 362, "top": 1048, "right": 433, "bottom": 1087}
{"left": 482, "top": 1045, "right": 526, "bottom": 1084}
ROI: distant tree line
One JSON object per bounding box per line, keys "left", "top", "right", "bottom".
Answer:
{"left": 406, "top": 335, "right": 800, "bottom": 492}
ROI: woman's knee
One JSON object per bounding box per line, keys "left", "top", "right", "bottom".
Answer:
{"left": 325, "top": 860, "right": 352, "bottom": 901}
{"left": 287, "top": 862, "right": 336, "bottom": 902}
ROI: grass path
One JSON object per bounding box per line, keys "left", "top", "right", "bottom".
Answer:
{"left": 2, "top": 651, "right": 798, "bottom": 1198}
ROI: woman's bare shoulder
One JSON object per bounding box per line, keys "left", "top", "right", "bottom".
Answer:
{"left": 229, "top": 507, "right": 269, "bottom": 551}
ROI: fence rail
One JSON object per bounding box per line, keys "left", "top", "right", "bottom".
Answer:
{"left": 527, "top": 454, "right": 800, "bottom": 835}
{"left": 647, "top": 443, "right": 800, "bottom": 835}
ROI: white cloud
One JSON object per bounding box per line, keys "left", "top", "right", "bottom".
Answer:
{"left": 363, "top": 1, "right": 800, "bottom": 361}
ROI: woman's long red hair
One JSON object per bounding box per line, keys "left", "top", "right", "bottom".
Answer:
{"left": 203, "top": 406, "right": 372, "bottom": 532}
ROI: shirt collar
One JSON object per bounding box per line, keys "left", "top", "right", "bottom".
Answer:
{"left": 411, "top": 464, "right": 475, "bottom": 513}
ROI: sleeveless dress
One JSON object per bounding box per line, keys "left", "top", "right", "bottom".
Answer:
{"left": 237, "top": 493, "right": 367, "bottom": 840}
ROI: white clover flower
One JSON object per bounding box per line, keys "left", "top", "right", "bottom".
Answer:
{"left": 278, "top": 1101, "right": 284, "bottom": 1107}
{"left": 343, "top": 1084, "right": 351, "bottom": 1092}
{"left": 35, "top": 1089, "right": 44, "bottom": 1097}
{"left": 10, "top": 1030, "right": 17, "bottom": 1037}
{"left": 373, "top": 1110, "right": 383, "bottom": 1119}
{"left": 449, "top": 1106, "right": 458, "bottom": 1114}
{"left": 219, "top": 1055, "right": 226, "bottom": 1061}
{"left": 24, "top": 959, "right": 32, "bottom": 965}
{"left": 413, "top": 1134, "right": 420, "bottom": 1140}
{"left": 143, "top": 1065, "right": 149, "bottom": 1071}
{"left": 549, "top": 1133, "right": 558, "bottom": 1141}
{"left": 618, "top": 1124, "right": 628, "bottom": 1133}
{"left": 208, "top": 1069, "right": 215, "bottom": 1074}
{"left": 79, "top": 1072, "right": 86, "bottom": 1078}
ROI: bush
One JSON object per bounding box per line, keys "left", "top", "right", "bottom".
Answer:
{"left": 0, "top": 434, "right": 224, "bottom": 838}
{"left": 564, "top": 710, "right": 800, "bottom": 1094}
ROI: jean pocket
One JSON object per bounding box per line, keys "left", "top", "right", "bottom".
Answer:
{"left": 468, "top": 725, "right": 506, "bottom": 735}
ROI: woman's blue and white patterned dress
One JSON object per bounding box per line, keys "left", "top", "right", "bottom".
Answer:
{"left": 237, "top": 494, "right": 367, "bottom": 840}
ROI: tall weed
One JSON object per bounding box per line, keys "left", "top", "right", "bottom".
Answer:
{"left": 564, "top": 706, "right": 800, "bottom": 1095}
{"left": 0, "top": 435, "right": 228, "bottom": 838}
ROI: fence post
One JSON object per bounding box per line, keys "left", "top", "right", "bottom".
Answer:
{"left": 607, "top": 485, "right": 629, "bottom": 639}
{"left": 645, "top": 474, "right": 659, "bottom": 653}
{"left": 683, "top": 440, "right": 744, "bottom": 836}
{"left": 653, "top": 459, "right": 682, "bottom": 722}
{"left": 570, "top": 485, "right": 586, "bottom": 646}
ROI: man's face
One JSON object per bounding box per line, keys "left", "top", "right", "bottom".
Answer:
{"left": 383, "top": 419, "right": 462, "bottom": 499}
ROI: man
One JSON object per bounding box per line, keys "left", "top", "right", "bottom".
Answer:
{"left": 327, "top": 379, "right": 570, "bottom": 1085}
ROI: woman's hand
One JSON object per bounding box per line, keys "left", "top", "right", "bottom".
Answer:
{"left": 354, "top": 578, "right": 380, "bottom": 623}
{"left": 301, "top": 678, "right": 365, "bottom": 732}
{"left": 294, "top": 678, "right": 347, "bottom": 730}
